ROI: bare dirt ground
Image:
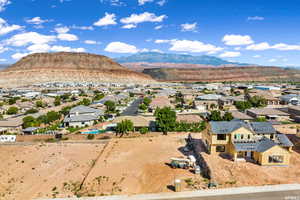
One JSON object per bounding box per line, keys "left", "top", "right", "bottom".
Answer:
{"left": 82, "top": 133, "right": 204, "bottom": 197}
{"left": 0, "top": 133, "right": 203, "bottom": 199}
{"left": 0, "top": 143, "right": 105, "bottom": 200}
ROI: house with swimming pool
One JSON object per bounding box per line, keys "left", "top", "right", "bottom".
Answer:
{"left": 202, "top": 121, "right": 293, "bottom": 166}
{"left": 63, "top": 105, "right": 104, "bottom": 128}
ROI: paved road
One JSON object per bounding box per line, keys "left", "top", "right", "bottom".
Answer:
{"left": 158, "top": 190, "right": 300, "bottom": 200}
{"left": 121, "top": 98, "right": 143, "bottom": 116}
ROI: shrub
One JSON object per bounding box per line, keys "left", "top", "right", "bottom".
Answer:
{"left": 87, "top": 134, "right": 95, "bottom": 140}
{"left": 7, "top": 106, "right": 19, "bottom": 115}
{"left": 139, "top": 127, "right": 149, "bottom": 134}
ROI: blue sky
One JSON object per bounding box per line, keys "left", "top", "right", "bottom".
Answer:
{"left": 0, "top": 0, "right": 300, "bottom": 66}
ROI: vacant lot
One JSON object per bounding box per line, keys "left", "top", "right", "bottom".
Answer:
{"left": 83, "top": 133, "right": 204, "bottom": 196}
{"left": 0, "top": 133, "right": 203, "bottom": 199}
{"left": 0, "top": 143, "right": 105, "bottom": 200}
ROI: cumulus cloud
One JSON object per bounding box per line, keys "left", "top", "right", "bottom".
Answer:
{"left": 25, "top": 17, "right": 52, "bottom": 25}
{"left": 222, "top": 34, "right": 254, "bottom": 46}
{"left": 246, "top": 42, "right": 300, "bottom": 51}
{"left": 26, "top": 43, "right": 86, "bottom": 54}
{"left": 159, "top": 39, "right": 223, "bottom": 54}
{"left": 70, "top": 25, "right": 94, "bottom": 31}
{"left": 0, "top": 0, "right": 10, "bottom": 12}
{"left": 0, "top": 46, "right": 8, "bottom": 53}
{"left": 120, "top": 12, "right": 167, "bottom": 25}
{"left": 121, "top": 24, "right": 137, "bottom": 29}
{"left": 104, "top": 41, "right": 139, "bottom": 53}
{"left": 219, "top": 51, "right": 241, "bottom": 58}
{"left": 6, "top": 32, "right": 56, "bottom": 47}
{"left": 268, "top": 58, "right": 277, "bottom": 62}
{"left": 94, "top": 13, "right": 117, "bottom": 26}
{"left": 157, "top": 0, "right": 167, "bottom": 6}
{"left": 154, "top": 25, "right": 163, "bottom": 30}
{"left": 11, "top": 52, "right": 29, "bottom": 60}
{"left": 51, "top": 45, "right": 85, "bottom": 52}
{"left": 84, "top": 40, "right": 99, "bottom": 45}
{"left": 0, "top": 18, "right": 23, "bottom": 35}
{"left": 181, "top": 22, "right": 197, "bottom": 32}
{"left": 253, "top": 55, "right": 261, "bottom": 58}
{"left": 55, "top": 26, "right": 78, "bottom": 41}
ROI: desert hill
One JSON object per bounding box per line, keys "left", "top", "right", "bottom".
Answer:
{"left": 143, "top": 66, "right": 300, "bottom": 82}
{"left": 0, "top": 52, "right": 155, "bottom": 87}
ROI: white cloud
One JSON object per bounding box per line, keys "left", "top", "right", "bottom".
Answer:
{"left": 55, "top": 26, "right": 69, "bottom": 34}
{"left": 219, "top": 51, "right": 241, "bottom": 58}
{"left": 120, "top": 12, "right": 167, "bottom": 25}
{"left": 6, "top": 32, "right": 56, "bottom": 47}
{"left": 181, "top": 22, "right": 197, "bottom": 32}
{"left": 57, "top": 33, "right": 78, "bottom": 41}
{"left": 138, "top": 0, "right": 153, "bottom": 5}
{"left": 0, "top": 0, "right": 10, "bottom": 12}
{"left": 154, "top": 25, "right": 163, "bottom": 30}
{"left": 247, "top": 16, "right": 264, "bottom": 21}
{"left": 94, "top": 13, "right": 117, "bottom": 26}
{"left": 84, "top": 40, "right": 99, "bottom": 45}
{"left": 121, "top": 24, "right": 137, "bottom": 29}
{"left": 55, "top": 26, "right": 78, "bottom": 41}
{"left": 246, "top": 42, "right": 300, "bottom": 51}
{"left": 0, "top": 58, "right": 6, "bottom": 62}
{"left": 253, "top": 55, "right": 261, "bottom": 58}
{"left": 11, "top": 52, "right": 29, "bottom": 60}
{"left": 246, "top": 42, "right": 271, "bottom": 50}
{"left": 0, "top": 46, "right": 8, "bottom": 53}
{"left": 0, "top": 18, "right": 23, "bottom": 35}
{"left": 27, "top": 43, "right": 51, "bottom": 53}
{"left": 25, "top": 17, "right": 51, "bottom": 25}
{"left": 51, "top": 45, "right": 85, "bottom": 52}
{"left": 157, "top": 0, "right": 166, "bottom": 6}
{"left": 100, "top": 0, "right": 125, "bottom": 6}
{"left": 222, "top": 34, "right": 254, "bottom": 46}
{"left": 160, "top": 39, "right": 223, "bottom": 54}
{"left": 104, "top": 42, "right": 139, "bottom": 53}
{"left": 268, "top": 58, "right": 277, "bottom": 62}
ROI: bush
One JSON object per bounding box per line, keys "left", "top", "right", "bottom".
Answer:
{"left": 87, "top": 134, "right": 95, "bottom": 140}
{"left": 25, "top": 108, "right": 38, "bottom": 114}
{"left": 139, "top": 127, "right": 149, "bottom": 134}
{"left": 7, "top": 106, "right": 19, "bottom": 115}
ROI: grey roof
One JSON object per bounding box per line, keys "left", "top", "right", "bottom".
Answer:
{"left": 64, "top": 115, "right": 98, "bottom": 123}
{"left": 196, "top": 94, "right": 222, "bottom": 101}
{"left": 249, "top": 122, "right": 277, "bottom": 134}
{"left": 209, "top": 121, "right": 251, "bottom": 134}
{"left": 256, "top": 137, "right": 277, "bottom": 152}
{"left": 280, "top": 94, "right": 300, "bottom": 102}
{"left": 69, "top": 105, "right": 103, "bottom": 116}
{"left": 234, "top": 142, "right": 257, "bottom": 151}
{"left": 276, "top": 134, "right": 294, "bottom": 147}
{"left": 23, "top": 127, "right": 39, "bottom": 132}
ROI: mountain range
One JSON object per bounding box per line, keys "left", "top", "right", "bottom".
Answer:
{"left": 115, "top": 52, "right": 251, "bottom": 66}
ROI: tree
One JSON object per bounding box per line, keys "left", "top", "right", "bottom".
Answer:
{"left": 223, "top": 112, "right": 234, "bottom": 121}
{"left": 249, "top": 96, "right": 267, "bottom": 108}
{"left": 104, "top": 100, "right": 116, "bottom": 113}
{"left": 79, "top": 98, "right": 91, "bottom": 106}
{"left": 93, "top": 93, "right": 105, "bottom": 101}
{"left": 22, "top": 116, "right": 39, "bottom": 128}
{"left": 60, "top": 106, "right": 72, "bottom": 116}
{"left": 234, "top": 101, "right": 252, "bottom": 111}
{"left": 116, "top": 119, "right": 134, "bottom": 137}
{"left": 139, "top": 127, "right": 149, "bottom": 134}
{"left": 8, "top": 98, "right": 17, "bottom": 105}
{"left": 36, "top": 100, "right": 44, "bottom": 108}
{"left": 7, "top": 106, "right": 18, "bottom": 115}
{"left": 25, "top": 108, "right": 38, "bottom": 114}
{"left": 209, "top": 110, "right": 222, "bottom": 121}
{"left": 143, "top": 97, "right": 151, "bottom": 106}
{"left": 254, "top": 117, "right": 267, "bottom": 122}
{"left": 154, "top": 107, "right": 176, "bottom": 135}
{"left": 54, "top": 97, "right": 61, "bottom": 106}
{"left": 139, "top": 103, "right": 147, "bottom": 111}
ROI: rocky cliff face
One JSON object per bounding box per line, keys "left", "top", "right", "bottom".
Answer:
{"left": 143, "top": 66, "right": 300, "bottom": 82}
{"left": 0, "top": 52, "right": 155, "bottom": 87}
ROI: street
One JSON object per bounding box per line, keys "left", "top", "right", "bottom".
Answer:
{"left": 121, "top": 98, "right": 143, "bottom": 116}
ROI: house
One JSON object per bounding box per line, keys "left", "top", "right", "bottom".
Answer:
{"left": 287, "top": 106, "right": 300, "bottom": 122}
{"left": 149, "top": 96, "right": 173, "bottom": 110}
{"left": 218, "top": 96, "right": 244, "bottom": 110}
{"left": 246, "top": 108, "right": 290, "bottom": 121}
{"left": 231, "top": 111, "right": 253, "bottom": 121}
{"left": 202, "top": 121, "right": 293, "bottom": 166}
{"left": 176, "top": 114, "right": 202, "bottom": 123}
{"left": 280, "top": 94, "right": 300, "bottom": 105}
{"left": 63, "top": 105, "right": 104, "bottom": 128}
{"left": 0, "top": 117, "right": 23, "bottom": 133}
{"left": 194, "top": 94, "right": 222, "bottom": 110}
{"left": 0, "top": 135, "right": 16, "bottom": 142}
{"left": 22, "top": 127, "right": 39, "bottom": 135}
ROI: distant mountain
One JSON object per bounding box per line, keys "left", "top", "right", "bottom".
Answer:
{"left": 0, "top": 64, "right": 10, "bottom": 70}
{"left": 115, "top": 52, "right": 250, "bottom": 66}
{"left": 0, "top": 52, "right": 155, "bottom": 87}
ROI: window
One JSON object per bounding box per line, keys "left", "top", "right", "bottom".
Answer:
{"left": 216, "top": 145, "right": 225, "bottom": 152}
{"left": 268, "top": 155, "right": 284, "bottom": 163}
{"left": 248, "top": 135, "right": 251, "bottom": 139}
{"left": 270, "top": 134, "right": 274, "bottom": 139}
{"left": 234, "top": 134, "right": 237, "bottom": 140}
{"left": 217, "top": 134, "right": 226, "bottom": 140}
{"left": 241, "top": 134, "right": 244, "bottom": 139}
